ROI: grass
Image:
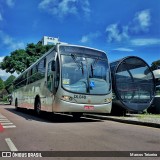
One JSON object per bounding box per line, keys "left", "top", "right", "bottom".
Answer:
{"left": 134, "top": 114, "right": 160, "bottom": 119}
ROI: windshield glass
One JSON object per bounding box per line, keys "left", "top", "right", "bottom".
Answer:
{"left": 61, "top": 54, "right": 111, "bottom": 95}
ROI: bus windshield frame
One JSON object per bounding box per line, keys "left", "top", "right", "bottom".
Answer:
{"left": 59, "top": 45, "right": 111, "bottom": 95}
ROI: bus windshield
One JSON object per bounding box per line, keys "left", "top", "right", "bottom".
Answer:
{"left": 60, "top": 46, "right": 111, "bottom": 94}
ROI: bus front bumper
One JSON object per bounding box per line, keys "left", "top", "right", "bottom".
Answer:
{"left": 53, "top": 99, "right": 112, "bottom": 113}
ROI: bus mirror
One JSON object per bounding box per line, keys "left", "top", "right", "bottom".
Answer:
{"left": 51, "top": 61, "right": 55, "bottom": 71}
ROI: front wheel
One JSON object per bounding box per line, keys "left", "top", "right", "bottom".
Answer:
{"left": 35, "top": 100, "right": 41, "bottom": 116}
{"left": 15, "top": 99, "right": 19, "bottom": 111}
{"left": 72, "top": 113, "right": 83, "bottom": 120}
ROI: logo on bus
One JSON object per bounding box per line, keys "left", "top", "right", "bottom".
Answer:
{"left": 90, "top": 81, "right": 95, "bottom": 87}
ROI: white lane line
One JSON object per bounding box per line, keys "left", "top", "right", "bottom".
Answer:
{"left": 1, "top": 123, "right": 13, "bottom": 125}
{"left": 0, "top": 120, "right": 11, "bottom": 122}
{"left": 0, "top": 115, "right": 7, "bottom": 117}
{"left": 3, "top": 125, "right": 16, "bottom": 128}
{"left": 0, "top": 117, "right": 9, "bottom": 119}
{"left": 5, "top": 138, "right": 18, "bottom": 151}
{"left": 0, "top": 114, "right": 16, "bottom": 129}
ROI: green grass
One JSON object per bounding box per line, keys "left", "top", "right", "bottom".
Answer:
{"left": 135, "top": 114, "right": 160, "bottom": 119}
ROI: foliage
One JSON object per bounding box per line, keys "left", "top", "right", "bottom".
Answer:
{"left": 2, "top": 95, "right": 8, "bottom": 102}
{"left": 138, "top": 114, "right": 160, "bottom": 118}
{"left": 0, "top": 43, "right": 54, "bottom": 74}
{"left": 0, "top": 49, "right": 27, "bottom": 73}
{"left": 150, "top": 60, "right": 160, "bottom": 71}
{"left": 0, "top": 88, "right": 8, "bottom": 101}
{"left": 4, "top": 75, "right": 16, "bottom": 87}
{"left": 4, "top": 75, "right": 16, "bottom": 94}
{"left": 0, "top": 77, "right": 5, "bottom": 90}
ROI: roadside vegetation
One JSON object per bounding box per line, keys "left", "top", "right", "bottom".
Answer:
{"left": 0, "top": 75, "right": 16, "bottom": 103}
{"left": 137, "top": 113, "right": 160, "bottom": 119}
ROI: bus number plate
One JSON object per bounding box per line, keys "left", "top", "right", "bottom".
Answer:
{"left": 84, "top": 106, "right": 94, "bottom": 110}
{"left": 74, "top": 95, "right": 86, "bottom": 99}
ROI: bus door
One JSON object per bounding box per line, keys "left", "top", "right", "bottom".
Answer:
{"left": 47, "top": 60, "right": 55, "bottom": 92}
{"left": 47, "top": 56, "right": 60, "bottom": 94}
{"left": 46, "top": 59, "right": 56, "bottom": 112}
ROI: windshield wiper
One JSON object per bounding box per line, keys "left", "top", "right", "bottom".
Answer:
{"left": 71, "top": 54, "right": 84, "bottom": 75}
{"left": 91, "top": 64, "right": 94, "bottom": 77}
{"left": 90, "top": 58, "right": 99, "bottom": 77}
{"left": 71, "top": 54, "right": 90, "bottom": 93}
{"left": 80, "top": 80, "right": 89, "bottom": 93}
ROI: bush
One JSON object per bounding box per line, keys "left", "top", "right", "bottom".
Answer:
{"left": 2, "top": 96, "right": 8, "bottom": 102}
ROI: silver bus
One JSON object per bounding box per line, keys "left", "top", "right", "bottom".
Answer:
{"left": 12, "top": 44, "right": 112, "bottom": 118}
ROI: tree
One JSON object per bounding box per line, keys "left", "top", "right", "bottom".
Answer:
{"left": 0, "top": 43, "right": 53, "bottom": 74}
{"left": 4, "top": 75, "right": 16, "bottom": 87}
{"left": 1, "top": 49, "right": 28, "bottom": 73}
{"left": 0, "top": 77, "right": 5, "bottom": 91}
{"left": 4, "top": 75, "right": 16, "bottom": 94}
{"left": 150, "top": 60, "right": 160, "bottom": 71}
{"left": 0, "top": 89, "right": 8, "bottom": 101}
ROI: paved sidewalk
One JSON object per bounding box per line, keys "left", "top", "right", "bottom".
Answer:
{"left": 85, "top": 114, "right": 160, "bottom": 128}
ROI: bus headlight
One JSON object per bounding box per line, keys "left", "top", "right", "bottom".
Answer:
{"left": 104, "top": 98, "right": 112, "bottom": 103}
{"left": 61, "top": 95, "right": 73, "bottom": 102}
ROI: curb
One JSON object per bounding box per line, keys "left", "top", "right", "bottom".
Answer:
{"left": 85, "top": 114, "right": 160, "bottom": 129}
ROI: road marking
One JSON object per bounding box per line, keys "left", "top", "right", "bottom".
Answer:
{"left": 1, "top": 123, "right": 13, "bottom": 125}
{"left": 0, "top": 114, "right": 16, "bottom": 129}
{"left": 0, "top": 120, "right": 11, "bottom": 122}
{"left": 5, "top": 138, "right": 18, "bottom": 151}
{"left": 3, "top": 125, "right": 16, "bottom": 128}
{"left": 0, "top": 117, "right": 6, "bottom": 118}
{"left": 0, "top": 116, "right": 5, "bottom": 118}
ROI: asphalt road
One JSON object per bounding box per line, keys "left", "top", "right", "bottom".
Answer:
{"left": 0, "top": 105, "right": 160, "bottom": 160}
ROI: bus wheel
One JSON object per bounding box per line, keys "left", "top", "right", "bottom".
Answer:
{"left": 72, "top": 113, "right": 83, "bottom": 120}
{"left": 15, "top": 99, "right": 19, "bottom": 111}
{"left": 35, "top": 100, "right": 41, "bottom": 116}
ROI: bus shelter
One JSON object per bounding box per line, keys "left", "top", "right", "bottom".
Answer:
{"left": 110, "top": 56, "right": 155, "bottom": 115}
{"left": 147, "top": 69, "right": 160, "bottom": 114}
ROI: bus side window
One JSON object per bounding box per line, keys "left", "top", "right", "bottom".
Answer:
{"left": 38, "top": 58, "right": 46, "bottom": 79}
{"left": 44, "top": 58, "right": 46, "bottom": 68}
{"left": 55, "top": 57, "right": 60, "bottom": 90}
{"left": 51, "top": 61, "right": 55, "bottom": 71}
{"left": 47, "top": 61, "right": 54, "bottom": 92}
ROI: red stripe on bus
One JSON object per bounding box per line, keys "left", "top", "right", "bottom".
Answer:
{"left": 0, "top": 123, "right": 4, "bottom": 132}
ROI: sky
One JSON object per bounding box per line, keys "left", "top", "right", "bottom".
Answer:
{"left": 0, "top": 0, "right": 160, "bottom": 80}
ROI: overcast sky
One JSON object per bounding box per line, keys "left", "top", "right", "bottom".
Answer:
{"left": 0, "top": 0, "right": 160, "bottom": 80}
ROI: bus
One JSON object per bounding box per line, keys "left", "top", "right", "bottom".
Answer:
{"left": 12, "top": 44, "right": 112, "bottom": 118}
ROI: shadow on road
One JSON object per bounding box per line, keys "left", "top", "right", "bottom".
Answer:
{"left": 4, "top": 106, "right": 103, "bottom": 123}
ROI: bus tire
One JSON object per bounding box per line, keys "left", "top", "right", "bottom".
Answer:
{"left": 72, "top": 113, "right": 83, "bottom": 120}
{"left": 15, "top": 99, "right": 19, "bottom": 111}
{"left": 35, "top": 98, "right": 41, "bottom": 116}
